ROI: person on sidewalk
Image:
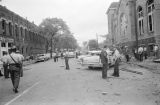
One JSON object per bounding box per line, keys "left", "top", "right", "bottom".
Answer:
{"left": 112, "top": 47, "right": 121, "bottom": 77}
{"left": 0, "top": 69, "right": 3, "bottom": 77}
{"left": 55, "top": 51, "right": 59, "bottom": 62}
{"left": 16, "top": 50, "right": 24, "bottom": 77}
{"left": 124, "top": 46, "right": 130, "bottom": 62}
{"left": 143, "top": 46, "right": 148, "bottom": 60}
{"left": 64, "top": 50, "right": 70, "bottom": 70}
{"left": 1, "top": 51, "right": 9, "bottom": 78}
{"left": 100, "top": 45, "right": 108, "bottom": 79}
{"left": 7, "top": 46, "right": 22, "bottom": 93}
{"left": 138, "top": 46, "right": 143, "bottom": 61}
{"left": 154, "top": 45, "right": 159, "bottom": 58}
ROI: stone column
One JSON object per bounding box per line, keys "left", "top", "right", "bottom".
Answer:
{"left": 154, "top": 3, "right": 160, "bottom": 58}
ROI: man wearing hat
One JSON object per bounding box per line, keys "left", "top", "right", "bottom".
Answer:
{"left": 7, "top": 46, "right": 22, "bottom": 93}
{"left": 112, "top": 47, "right": 121, "bottom": 77}
{"left": 16, "top": 50, "right": 24, "bottom": 77}
{"left": 100, "top": 45, "right": 108, "bottom": 79}
{"left": 1, "top": 51, "right": 9, "bottom": 78}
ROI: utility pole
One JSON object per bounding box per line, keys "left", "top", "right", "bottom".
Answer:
{"left": 96, "top": 33, "right": 99, "bottom": 49}
{"left": 50, "top": 33, "right": 54, "bottom": 58}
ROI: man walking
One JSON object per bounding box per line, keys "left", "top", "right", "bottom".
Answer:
{"left": 1, "top": 51, "right": 9, "bottom": 78}
{"left": 16, "top": 50, "right": 24, "bottom": 77}
{"left": 7, "top": 46, "right": 22, "bottom": 93}
{"left": 64, "top": 50, "right": 70, "bottom": 70}
{"left": 112, "top": 47, "right": 121, "bottom": 77}
{"left": 100, "top": 45, "right": 108, "bottom": 79}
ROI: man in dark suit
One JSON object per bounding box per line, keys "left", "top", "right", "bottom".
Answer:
{"left": 100, "top": 45, "right": 108, "bottom": 79}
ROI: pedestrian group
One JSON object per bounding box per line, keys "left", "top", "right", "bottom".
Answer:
{"left": 0, "top": 46, "right": 24, "bottom": 93}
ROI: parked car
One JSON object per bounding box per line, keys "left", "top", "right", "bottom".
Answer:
{"left": 77, "top": 54, "right": 92, "bottom": 64}
{"left": 68, "top": 51, "right": 75, "bottom": 58}
{"left": 81, "top": 50, "right": 116, "bottom": 69}
{"left": 35, "top": 54, "right": 50, "bottom": 62}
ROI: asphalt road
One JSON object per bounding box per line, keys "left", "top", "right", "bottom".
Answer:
{"left": 0, "top": 58, "right": 160, "bottom": 105}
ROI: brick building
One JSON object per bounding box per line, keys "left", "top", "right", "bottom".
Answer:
{"left": 0, "top": 5, "right": 48, "bottom": 58}
{"left": 107, "top": 0, "right": 160, "bottom": 56}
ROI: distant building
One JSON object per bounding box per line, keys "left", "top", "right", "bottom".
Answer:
{"left": 107, "top": 0, "right": 160, "bottom": 56}
{"left": 0, "top": 5, "right": 48, "bottom": 58}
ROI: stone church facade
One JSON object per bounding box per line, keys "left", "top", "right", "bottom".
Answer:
{"left": 107, "top": 0, "right": 160, "bottom": 56}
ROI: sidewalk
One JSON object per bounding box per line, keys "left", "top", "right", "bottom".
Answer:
{"left": 126, "top": 57, "right": 160, "bottom": 73}
{"left": 23, "top": 60, "right": 36, "bottom": 66}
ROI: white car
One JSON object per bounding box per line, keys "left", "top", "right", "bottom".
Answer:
{"left": 35, "top": 54, "right": 50, "bottom": 62}
{"left": 81, "top": 50, "right": 116, "bottom": 69}
{"left": 68, "top": 52, "right": 75, "bottom": 58}
{"left": 77, "top": 54, "right": 92, "bottom": 64}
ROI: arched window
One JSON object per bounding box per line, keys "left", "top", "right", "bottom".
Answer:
{"left": 2, "top": 19, "right": 6, "bottom": 35}
{"left": 147, "top": 0, "right": 154, "bottom": 32}
{"left": 15, "top": 24, "right": 19, "bottom": 39}
{"left": 20, "top": 27, "right": 23, "bottom": 39}
{"left": 137, "top": 6, "right": 144, "bottom": 35}
{"left": 9, "top": 22, "right": 12, "bottom": 36}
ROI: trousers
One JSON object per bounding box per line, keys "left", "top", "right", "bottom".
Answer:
{"left": 113, "top": 58, "right": 120, "bottom": 77}
{"left": 10, "top": 70, "right": 20, "bottom": 89}
{"left": 102, "top": 63, "right": 108, "bottom": 79}
{"left": 65, "top": 57, "right": 69, "bottom": 70}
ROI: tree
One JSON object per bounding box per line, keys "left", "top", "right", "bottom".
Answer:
{"left": 88, "top": 39, "right": 98, "bottom": 50}
{"left": 38, "top": 17, "right": 78, "bottom": 54}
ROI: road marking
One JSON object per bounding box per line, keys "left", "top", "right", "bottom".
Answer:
{"left": 5, "top": 81, "right": 40, "bottom": 105}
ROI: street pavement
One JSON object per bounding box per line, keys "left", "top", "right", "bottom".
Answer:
{"left": 0, "top": 58, "right": 160, "bottom": 105}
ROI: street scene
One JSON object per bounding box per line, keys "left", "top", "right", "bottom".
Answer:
{"left": 0, "top": 58, "right": 160, "bottom": 105}
{"left": 0, "top": 0, "right": 160, "bottom": 105}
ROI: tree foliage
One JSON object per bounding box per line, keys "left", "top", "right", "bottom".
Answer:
{"left": 88, "top": 39, "right": 98, "bottom": 50}
{"left": 38, "top": 17, "right": 78, "bottom": 51}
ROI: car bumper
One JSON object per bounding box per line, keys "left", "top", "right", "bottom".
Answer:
{"left": 82, "top": 62, "right": 102, "bottom": 67}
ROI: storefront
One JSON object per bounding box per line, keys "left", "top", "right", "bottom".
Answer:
{"left": 0, "top": 37, "right": 14, "bottom": 58}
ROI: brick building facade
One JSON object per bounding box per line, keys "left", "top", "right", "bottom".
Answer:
{"left": 107, "top": 0, "right": 160, "bottom": 56}
{"left": 0, "top": 5, "right": 48, "bottom": 58}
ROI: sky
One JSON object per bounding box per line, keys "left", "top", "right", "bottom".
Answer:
{"left": 1, "top": 0, "right": 119, "bottom": 46}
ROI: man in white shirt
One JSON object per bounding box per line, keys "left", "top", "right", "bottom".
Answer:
{"left": 64, "top": 50, "right": 70, "bottom": 70}
{"left": 143, "top": 47, "right": 148, "bottom": 59}
{"left": 1, "top": 51, "right": 9, "bottom": 78}
{"left": 7, "top": 46, "right": 22, "bottom": 93}
{"left": 154, "top": 45, "right": 158, "bottom": 58}
{"left": 16, "top": 50, "right": 24, "bottom": 77}
{"left": 112, "top": 47, "right": 121, "bottom": 77}
{"left": 138, "top": 46, "right": 143, "bottom": 61}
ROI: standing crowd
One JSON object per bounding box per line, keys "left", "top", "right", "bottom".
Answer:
{"left": 100, "top": 44, "right": 159, "bottom": 79}
{"left": 100, "top": 45, "right": 121, "bottom": 79}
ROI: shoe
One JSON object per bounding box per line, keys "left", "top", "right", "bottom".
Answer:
{"left": 14, "top": 88, "right": 18, "bottom": 93}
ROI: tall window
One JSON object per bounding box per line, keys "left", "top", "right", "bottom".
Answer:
{"left": 2, "top": 19, "right": 6, "bottom": 35}
{"left": 9, "top": 22, "right": 12, "bottom": 36}
{"left": 147, "top": 0, "right": 154, "bottom": 32}
{"left": 25, "top": 29, "right": 27, "bottom": 40}
{"left": 138, "top": 6, "right": 144, "bottom": 35}
{"left": 15, "top": 24, "right": 19, "bottom": 39}
{"left": 20, "top": 27, "right": 23, "bottom": 39}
